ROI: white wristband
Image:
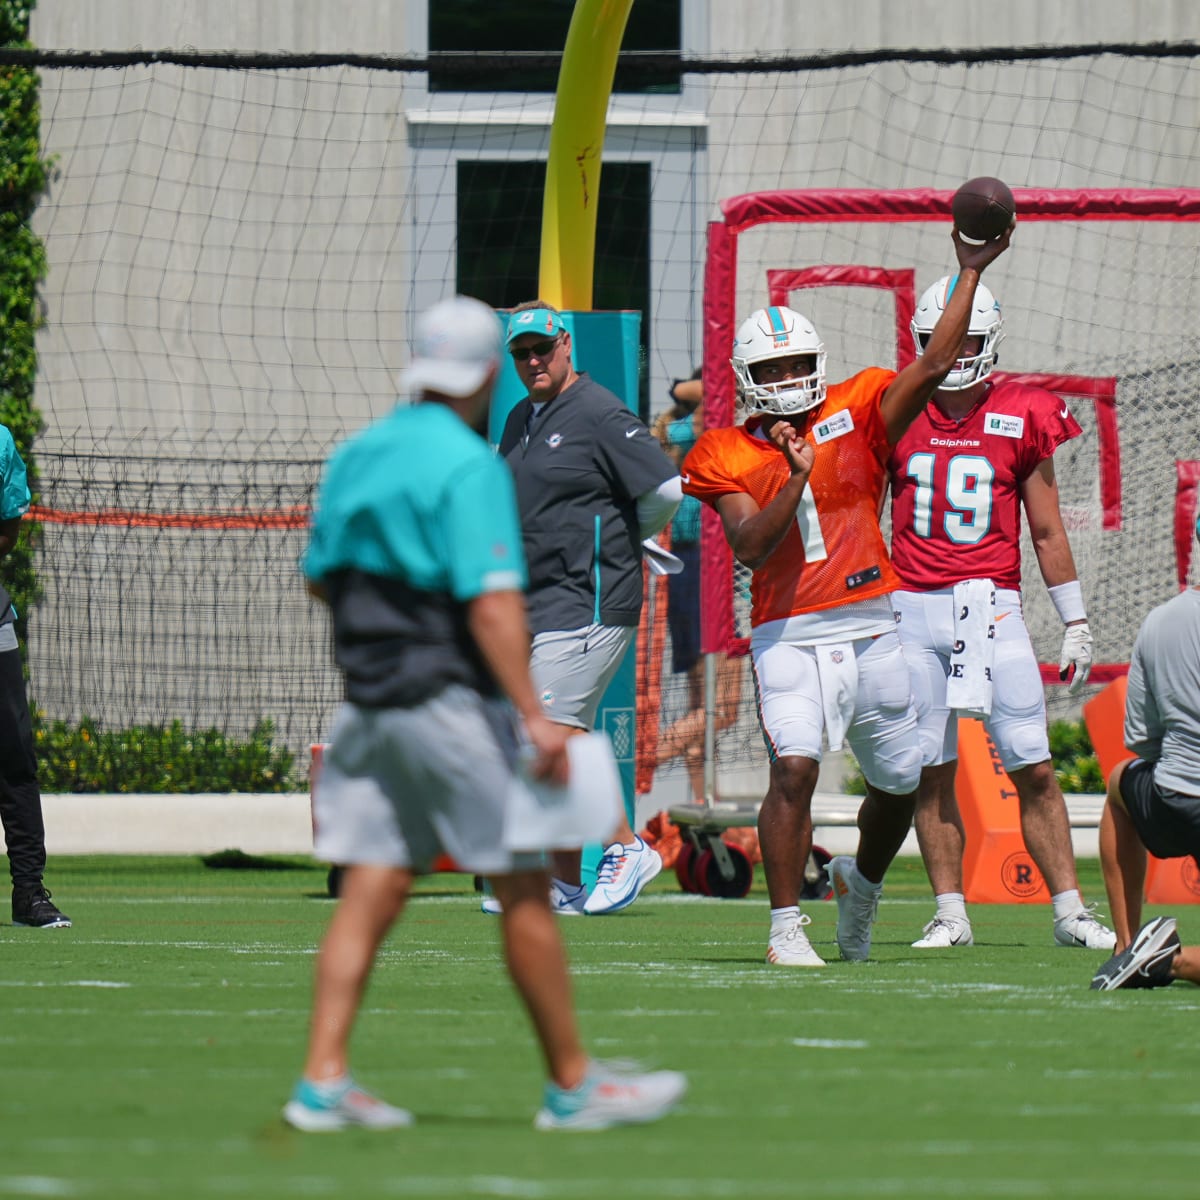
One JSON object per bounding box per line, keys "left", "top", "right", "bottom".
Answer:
{"left": 1048, "top": 580, "right": 1087, "bottom": 625}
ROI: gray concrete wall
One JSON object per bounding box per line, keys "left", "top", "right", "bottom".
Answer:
{"left": 39, "top": 1, "right": 1200, "bottom": 55}
{"left": 36, "top": 1, "right": 412, "bottom": 53}
{"left": 712, "top": 1, "right": 1199, "bottom": 51}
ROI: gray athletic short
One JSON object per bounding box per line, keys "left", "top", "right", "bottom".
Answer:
{"left": 312, "top": 687, "right": 544, "bottom": 875}
{"left": 1119, "top": 757, "right": 1200, "bottom": 863}
{"left": 529, "top": 623, "right": 635, "bottom": 730}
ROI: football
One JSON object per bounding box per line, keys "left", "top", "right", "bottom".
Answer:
{"left": 951, "top": 176, "right": 1016, "bottom": 243}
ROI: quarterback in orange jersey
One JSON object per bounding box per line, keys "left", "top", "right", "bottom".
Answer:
{"left": 682, "top": 227, "right": 1010, "bottom": 967}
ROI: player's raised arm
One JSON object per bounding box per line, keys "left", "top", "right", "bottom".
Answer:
{"left": 879, "top": 224, "right": 1011, "bottom": 445}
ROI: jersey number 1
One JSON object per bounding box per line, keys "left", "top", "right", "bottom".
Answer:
{"left": 795, "top": 483, "right": 828, "bottom": 561}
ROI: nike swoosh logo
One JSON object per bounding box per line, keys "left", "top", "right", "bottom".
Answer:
{"left": 625, "top": 428, "right": 639, "bottom": 438}
{"left": 1060, "top": 405, "right": 1070, "bottom": 419}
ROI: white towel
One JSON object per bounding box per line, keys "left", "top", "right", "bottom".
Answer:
{"left": 641, "top": 537, "right": 684, "bottom": 576}
{"left": 946, "top": 579, "right": 996, "bottom": 719}
{"left": 815, "top": 642, "right": 858, "bottom": 753}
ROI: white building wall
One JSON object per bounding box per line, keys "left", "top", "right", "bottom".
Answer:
{"left": 22, "top": 4, "right": 1200, "bottom": 784}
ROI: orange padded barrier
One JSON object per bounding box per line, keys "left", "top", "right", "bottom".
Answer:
{"left": 1081, "top": 674, "right": 1133, "bottom": 782}
{"left": 957, "top": 718, "right": 1049, "bottom": 903}
{"left": 1082, "top": 677, "right": 1200, "bottom": 904}
{"left": 1158, "top": 854, "right": 1200, "bottom": 902}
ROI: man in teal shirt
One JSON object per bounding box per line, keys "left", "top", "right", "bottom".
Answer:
{"left": 284, "top": 295, "right": 685, "bottom": 1132}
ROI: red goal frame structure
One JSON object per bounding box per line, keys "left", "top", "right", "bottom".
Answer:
{"left": 699, "top": 187, "right": 1200, "bottom": 684}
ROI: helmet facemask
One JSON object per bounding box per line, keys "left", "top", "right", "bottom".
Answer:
{"left": 911, "top": 276, "right": 1005, "bottom": 391}
{"left": 732, "top": 307, "right": 828, "bottom": 418}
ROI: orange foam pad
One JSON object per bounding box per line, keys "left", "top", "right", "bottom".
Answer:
{"left": 956, "top": 718, "right": 1050, "bottom": 903}
{"left": 1082, "top": 675, "right": 1133, "bottom": 780}
{"left": 1082, "top": 677, "right": 1199, "bottom": 904}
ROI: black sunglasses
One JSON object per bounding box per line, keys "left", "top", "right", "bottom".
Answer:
{"left": 510, "top": 336, "right": 561, "bottom": 363}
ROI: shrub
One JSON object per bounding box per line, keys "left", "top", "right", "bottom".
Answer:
{"left": 33, "top": 714, "right": 302, "bottom": 793}
{"left": 1046, "top": 717, "right": 1104, "bottom": 793}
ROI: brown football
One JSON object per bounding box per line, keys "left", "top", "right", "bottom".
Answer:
{"left": 951, "top": 176, "right": 1016, "bottom": 242}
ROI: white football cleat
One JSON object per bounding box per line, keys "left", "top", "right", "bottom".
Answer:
{"left": 481, "top": 878, "right": 587, "bottom": 916}
{"left": 912, "top": 914, "right": 974, "bottom": 949}
{"left": 534, "top": 1060, "right": 686, "bottom": 1131}
{"left": 583, "top": 838, "right": 663, "bottom": 915}
{"left": 766, "top": 914, "right": 826, "bottom": 966}
{"left": 1054, "top": 905, "right": 1117, "bottom": 950}
{"left": 283, "top": 1077, "right": 413, "bottom": 1132}
{"left": 548, "top": 879, "right": 588, "bottom": 915}
{"left": 829, "top": 855, "right": 880, "bottom": 962}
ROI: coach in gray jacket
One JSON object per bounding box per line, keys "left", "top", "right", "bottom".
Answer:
{"left": 495, "top": 300, "right": 681, "bottom": 917}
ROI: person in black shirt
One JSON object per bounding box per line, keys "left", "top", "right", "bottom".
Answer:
{"left": 0, "top": 424, "right": 70, "bottom": 930}
{"left": 497, "top": 300, "right": 681, "bottom": 916}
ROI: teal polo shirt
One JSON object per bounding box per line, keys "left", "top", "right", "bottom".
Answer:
{"left": 306, "top": 403, "right": 527, "bottom": 706}
{"left": 0, "top": 425, "right": 30, "bottom": 625}
{"left": 0, "top": 426, "right": 30, "bottom": 524}
{"left": 306, "top": 403, "right": 525, "bottom": 599}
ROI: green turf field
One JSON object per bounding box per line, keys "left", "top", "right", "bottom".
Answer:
{"left": 1, "top": 855, "right": 1196, "bottom": 1199}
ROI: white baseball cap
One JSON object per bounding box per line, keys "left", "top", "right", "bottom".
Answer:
{"left": 402, "top": 295, "right": 503, "bottom": 399}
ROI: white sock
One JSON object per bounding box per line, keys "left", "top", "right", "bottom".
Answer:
{"left": 1051, "top": 889, "right": 1083, "bottom": 921}
{"left": 770, "top": 905, "right": 801, "bottom": 934}
{"left": 934, "top": 893, "right": 969, "bottom": 922}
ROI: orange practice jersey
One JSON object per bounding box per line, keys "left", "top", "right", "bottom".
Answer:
{"left": 682, "top": 368, "right": 900, "bottom": 627}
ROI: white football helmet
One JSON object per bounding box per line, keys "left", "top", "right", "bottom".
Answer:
{"left": 732, "top": 306, "right": 827, "bottom": 417}
{"left": 911, "top": 275, "right": 1004, "bottom": 390}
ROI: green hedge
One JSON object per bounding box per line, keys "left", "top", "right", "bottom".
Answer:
{"left": 841, "top": 717, "right": 1105, "bottom": 795}
{"left": 1046, "top": 717, "right": 1104, "bottom": 793}
{"left": 33, "top": 715, "right": 303, "bottom": 793}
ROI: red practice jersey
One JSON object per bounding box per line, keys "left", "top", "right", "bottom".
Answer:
{"left": 888, "top": 378, "right": 1082, "bottom": 591}
{"left": 682, "top": 367, "right": 899, "bottom": 627}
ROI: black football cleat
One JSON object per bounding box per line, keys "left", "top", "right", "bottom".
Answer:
{"left": 12, "top": 884, "right": 72, "bottom": 929}
{"left": 1090, "top": 916, "right": 1179, "bottom": 991}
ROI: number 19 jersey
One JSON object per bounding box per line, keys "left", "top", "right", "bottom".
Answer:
{"left": 888, "top": 379, "right": 1082, "bottom": 591}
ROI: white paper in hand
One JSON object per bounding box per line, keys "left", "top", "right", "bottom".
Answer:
{"left": 502, "top": 732, "right": 623, "bottom": 851}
